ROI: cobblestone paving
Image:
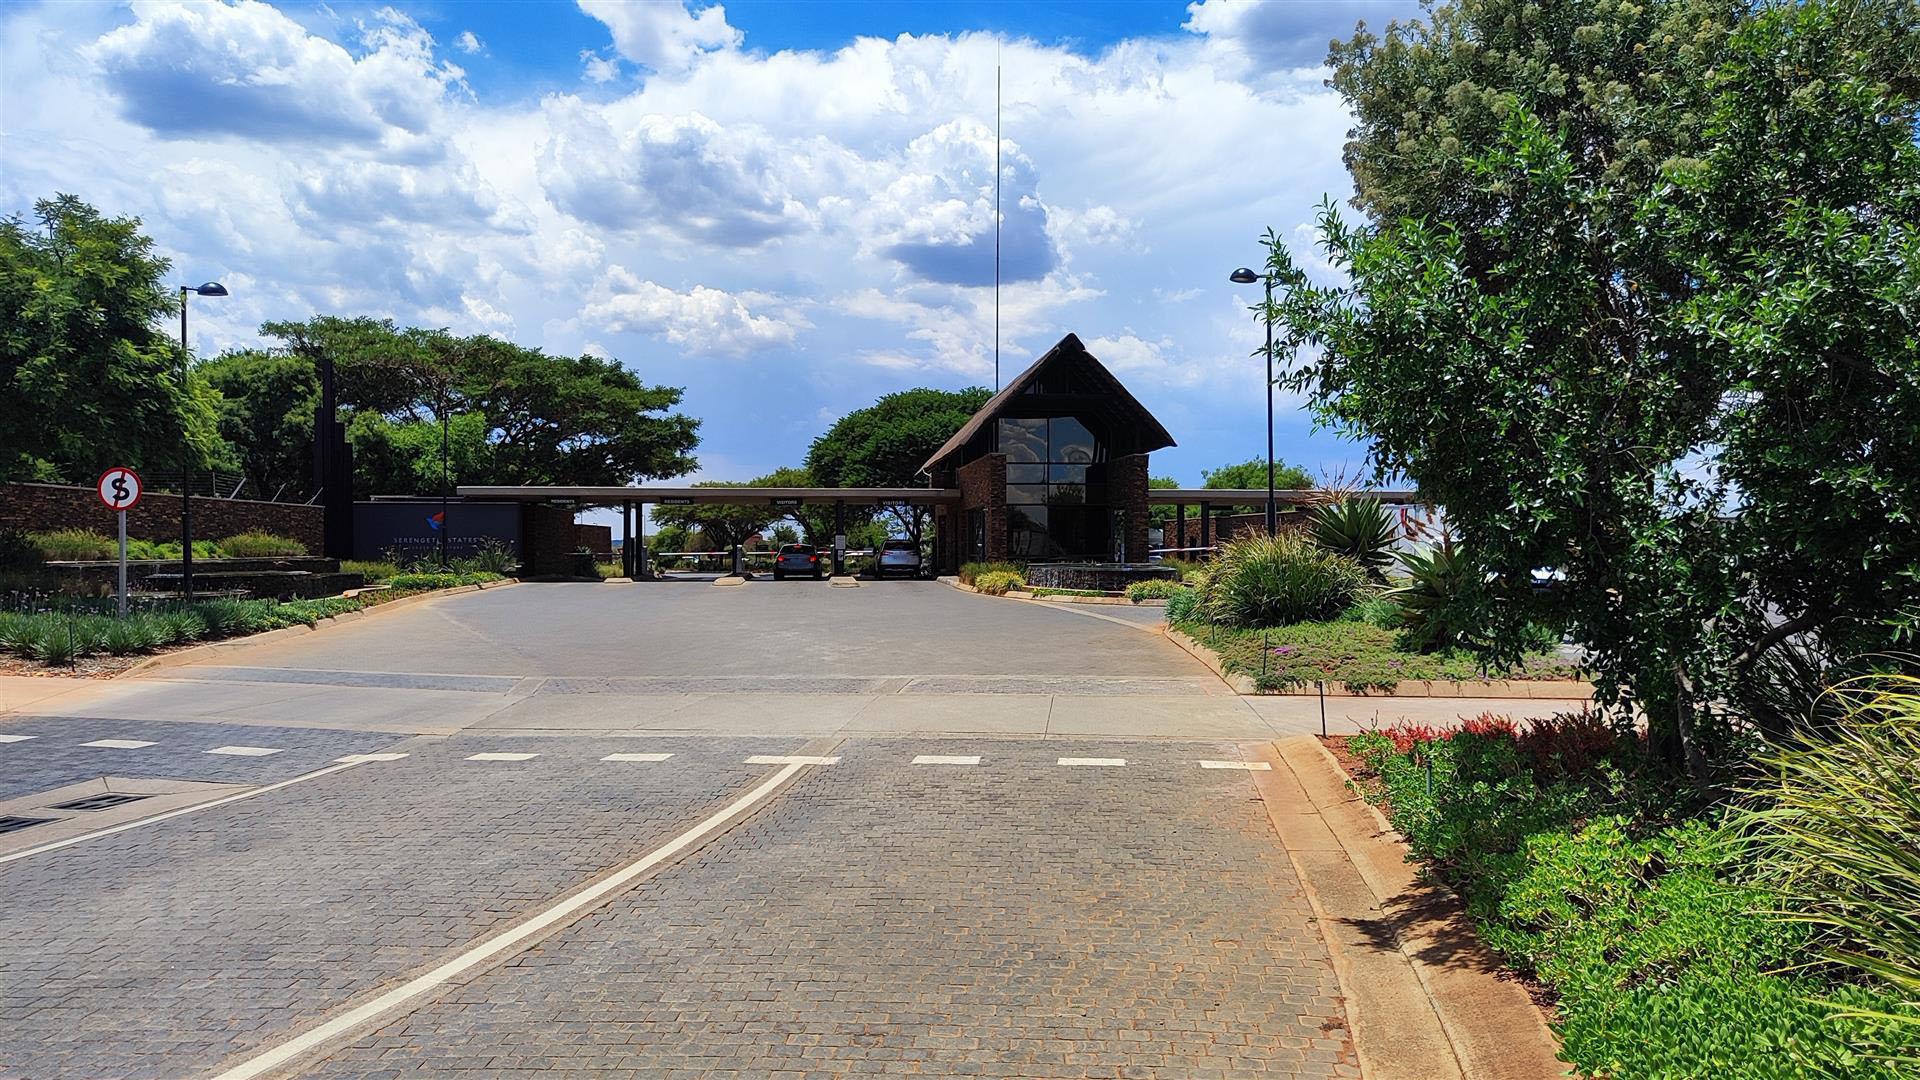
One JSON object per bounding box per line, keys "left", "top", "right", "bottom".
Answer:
{"left": 0, "top": 737, "right": 804, "bottom": 1079}
{"left": 306, "top": 739, "right": 1355, "bottom": 1079}
{"left": 0, "top": 716, "right": 405, "bottom": 800}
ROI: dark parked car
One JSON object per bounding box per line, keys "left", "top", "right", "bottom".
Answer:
{"left": 772, "top": 543, "right": 824, "bottom": 580}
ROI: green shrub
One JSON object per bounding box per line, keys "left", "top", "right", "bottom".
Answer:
{"left": 158, "top": 610, "right": 207, "bottom": 644}
{"left": 1165, "top": 584, "right": 1202, "bottom": 622}
{"left": 959, "top": 560, "right": 1025, "bottom": 586}
{"left": 215, "top": 532, "right": 307, "bottom": 558}
{"left": 1339, "top": 592, "right": 1403, "bottom": 629}
{"left": 972, "top": 570, "right": 1024, "bottom": 595}
{"left": 1126, "top": 578, "right": 1185, "bottom": 602}
{"left": 30, "top": 621, "right": 79, "bottom": 665}
{"left": 1202, "top": 533, "right": 1366, "bottom": 628}
{"left": 30, "top": 529, "right": 115, "bottom": 561}
{"left": 1310, "top": 500, "right": 1400, "bottom": 578}
{"left": 1745, "top": 679, "right": 1920, "bottom": 1060}
{"left": 1155, "top": 556, "right": 1208, "bottom": 582}
{"left": 0, "top": 612, "right": 39, "bottom": 656}
{"left": 453, "top": 539, "right": 519, "bottom": 575}
{"left": 1030, "top": 586, "right": 1105, "bottom": 598}
{"left": 1390, "top": 538, "right": 1476, "bottom": 652}
{"left": 388, "top": 571, "right": 504, "bottom": 592}
{"left": 340, "top": 559, "right": 401, "bottom": 583}
{"left": 103, "top": 615, "right": 165, "bottom": 656}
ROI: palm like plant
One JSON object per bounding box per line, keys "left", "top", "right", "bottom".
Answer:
{"left": 1390, "top": 537, "right": 1475, "bottom": 652}
{"left": 1310, "top": 500, "right": 1399, "bottom": 579}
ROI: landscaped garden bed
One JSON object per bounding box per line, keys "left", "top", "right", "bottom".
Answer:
{"left": 1179, "top": 617, "right": 1578, "bottom": 693}
{"left": 1326, "top": 696, "right": 1919, "bottom": 1078}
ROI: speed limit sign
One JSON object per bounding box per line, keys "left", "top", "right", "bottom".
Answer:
{"left": 97, "top": 467, "right": 143, "bottom": 512}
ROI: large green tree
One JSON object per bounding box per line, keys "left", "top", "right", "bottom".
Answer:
{"left": 0, "top": 195, "right": 226, "bottom": 482}
{"left": 650, "top": 482, "right": 778, "bottom": 552}
{"left": 198, "top": 350, "right": 319, "bottom": 501}
{"left": 750, "top": 465, "right": 875, "bottom": 547}
{"left": 805, "top": 386, "right": 991, "bottom": 545}
{"left": 1264, "top": 0, "right": 1920, "bottom": 769}
{"left": 240, "top": 318, "right": 701, "bottom": 497}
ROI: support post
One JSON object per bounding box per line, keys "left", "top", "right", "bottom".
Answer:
{"left": 621, "top": 503, "right": 634, "bottom": 578}
{"left": 1200, "top": 501, "right": 1212, "bottom": 552}
{"left": 637, "top": 504, "right": 649, "bottom": 579}
{"left": 1174, "top": 504, "right": 1186, "bottom": 556}
{"left": 731, "top": 543, "right": 743, "bottom": 577}
{"left": 833, "top": 500, "right": 847, "bottom": 577}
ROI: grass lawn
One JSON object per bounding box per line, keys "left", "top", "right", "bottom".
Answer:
{"left": 1176, "top": 618, "right": 1581, "bottom": 692}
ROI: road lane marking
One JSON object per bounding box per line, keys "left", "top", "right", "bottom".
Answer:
{"left": 1199, "top": 760, "right": 1272, "bottom": 770}
{"left": 601, "top": 752, "right": 674, "bottom": 762}
{"left": 81, "top": 739, "right": 155, "bottom": 749}
{"left": 206, "top": 746, "right": 284, "bottom": 757}
{"left": 0, "top": 734, "right": 38, "bottom": 744}
{"left": 335, "top": 753, "right": 409, "bottom": 763}
{"left": 0, "top": 759, "right": 382, "bottom": 866}
{"left": 912, "top": 755, "right": 981, "bottom": 765}
{"left": 1058, "top": 757, "right": 1126, "bottom": 767}
{"left": 745, "top": 755, "right": 839, "bottom": 765}
{"left": 210, "top": 758, "right": 820, "bottom": 1080}
{"left": 466, "top": 752, "right": 539, "bottom": 761}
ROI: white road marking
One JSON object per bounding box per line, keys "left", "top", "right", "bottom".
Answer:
{"left": 0, "top": 734, "right": 38, "bottom": 744}
{"left": 601, "top": 752, "right": 674, "bottom": 762}
{"left": 81, "top": 739, "right": 155, "bottom": 749}
{"left": 1199, "top": 760, "right": 1271, "bottom": 770}
{"left": 466, "top": 752, "right": 539, "bottom": 762}
{"left": 745, "top": 755, "right": 839, "bottom": 765}
{"left": 206, "top": 745, "right": 284, "bottom": 757}
{"left": 210, "top": 758, "right": 820, "bottom": 1080}
{"left": 912, "top": 755, "right": 981, "bottom": 765}
{"left": 1058, "top": 757, "right": 1126, "bottom": 767}
{"left": 335, "top": 753, "right": 409, "bottom": 763}
{"left": 0, "top": 759, "right": 384, "bottom": 866}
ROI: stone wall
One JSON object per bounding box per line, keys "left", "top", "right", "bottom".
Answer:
{"left": 521, "top": 503, "right": 581, "bottom": 576}
{"left": 573, "top": 524, "right": 612, "bottom": 556}
{"left": 1171, "top": 510, "right": 1310, "bottom": 552}
{"left": 0, "top": 482, "right": 323, "bottom": 550}
{"left": 956, "top": 454, "right": 1008, "bottom": 563}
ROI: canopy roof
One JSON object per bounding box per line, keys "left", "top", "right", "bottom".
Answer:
{"left": 919, "top": 333, "right": 1176, "bottom": 474}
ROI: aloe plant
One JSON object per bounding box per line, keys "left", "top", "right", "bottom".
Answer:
{"left": 1390, "top": 538, "right": 1476, "bottom": 652}
{"left": 1310, "top": 499, "right": 1399, "bottom": 579}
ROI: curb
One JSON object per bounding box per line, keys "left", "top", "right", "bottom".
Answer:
{"left": 1162, "top": 623, "right": 1591, "bottom": 700}
{"left": 938, "top": 576, "right": 1165, "bottom": 609}
{"left": 1267, "top": 736, "right": 1569, "bottom": 1079}
{"left": 114, "top": 579, "right": 520, "bottom": 678}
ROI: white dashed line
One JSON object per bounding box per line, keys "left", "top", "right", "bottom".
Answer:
{"left": 0, "top": 734, "right": 38, "bottom": 744}
{"left": 81, "top": 739, "right": 155, "bottom": 749}
{"left": 1058, "top": 757, "right": 1126, "bottom": 767}
{"left": 1198, "top": 760, "right": 1271, "bottom": 770}
{"left": 745, "top": 755, "right": 839, "bottom": 766}
{"left": 466, "top": 752, "right": 539, "bottom": 762}
{"left": 206, "top": 745, "right": 285, "bottom": 757}
{"left": 211, "top": 757, "right": 824, "bottom": 1080}
{"left": 601, "top": 752, "right": 674, "bottom": 762}
{"left": 335, "top": 753, "right": 409, "bottom": 763}
{"left": 912, "top": 755, "right": 982, "bottom": 765}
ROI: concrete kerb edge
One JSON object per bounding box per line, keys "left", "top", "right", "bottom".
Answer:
{"left": 114, "top": 579, "right": 522, "bottom": 678}
{"left": 1161, "top": 623, "right": 1592, "bottom": 700}
{"left": 937, "top": 575, "right": 1166, "bottom": 608}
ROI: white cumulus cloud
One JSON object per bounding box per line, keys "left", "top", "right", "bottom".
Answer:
{"left": 581, "top": 268, "right": 807, "bottom": 356}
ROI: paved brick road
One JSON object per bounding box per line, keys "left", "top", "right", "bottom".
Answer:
{"left": 0, "top": 717, "right": 404, "bottom": 800}
{"left": 0, "top": 737, "right": 805, "bottom": 1079}
{"left": 303, "top": 740, "right": 1355, "bottom": 1079}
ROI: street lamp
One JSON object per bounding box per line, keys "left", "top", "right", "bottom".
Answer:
{"left": 1230, "top": 266, "right": 1277, "bottom": 536}
{"left": 178, "top": 281, "right": 228, "bottom": 602}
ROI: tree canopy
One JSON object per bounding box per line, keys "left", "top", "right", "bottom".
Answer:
{"left": 805, "top": 386, "right": 990, "bottom": 545}
{"left": 0, "top": 195, "right": 225, "bottom": 482}
{"left": 1264, "top": 0, "right": 1920, "bottom": 769}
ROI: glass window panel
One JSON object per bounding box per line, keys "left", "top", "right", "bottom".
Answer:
{"left": 1008, "top": 507, "right": 1058, "bottom": 559}
{"left": 1047, "top": 483, "right": 1085, "bottom": 506}
{"left": 1050, "top": 417, "right": 1097, "bottom": 464}
{"left": 1006, "top": 484, "right": 1048, "bottom": 505}
{"left": 1048, "top": 464, "right": 1087, "bottom": 485}
{"left": 1006, "top": 463, "right": 1046, "bottom": 484}
{"left": 997, "top": 418, "right": 1047, "bottom": 463}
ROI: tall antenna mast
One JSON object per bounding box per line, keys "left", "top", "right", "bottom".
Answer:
{"left": 994, "top": 62, "right": 1002, "bottom": 392}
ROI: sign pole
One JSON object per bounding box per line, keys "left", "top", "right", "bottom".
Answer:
{"left": 117, "top": 510, "right": 128, "bottom": 619}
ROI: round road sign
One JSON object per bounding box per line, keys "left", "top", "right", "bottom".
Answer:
{"left": 97, "top": 467, "right": 143, "bottom": 512}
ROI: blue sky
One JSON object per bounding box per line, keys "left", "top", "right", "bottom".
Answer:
{"left": 1, "top": 0, "right": 1424, "bottom": 509}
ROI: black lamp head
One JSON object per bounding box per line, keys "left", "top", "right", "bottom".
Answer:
{"left": 191, "top": 282, "right": 229, "bottom": 297}
{"left": 1229, "top": 267, "right": 1259, "bottom": 284}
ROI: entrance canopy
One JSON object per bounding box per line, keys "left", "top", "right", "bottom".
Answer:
{"left": 457, "top": 485, "right": 959, "bottom": 507}
{"left": 1147, "top": 488, "right": 1420, "bottom": 505}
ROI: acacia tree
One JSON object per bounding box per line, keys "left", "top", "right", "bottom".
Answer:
{"left": 1264, "top": 0, "right": 1920, "bottom": 771}
{"left": 649, "top": 482, "right": 778, "bottom": 552}
{"left": 805, "top": 387, "right": 991, "bottom": 547}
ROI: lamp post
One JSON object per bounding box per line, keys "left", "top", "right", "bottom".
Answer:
{"left": 1230, "top": 266, "right": 1277, "bottom": 535}
{"left": 178, "top": 281, "right": 228, "bottom": 602}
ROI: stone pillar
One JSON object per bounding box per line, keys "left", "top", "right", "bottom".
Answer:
{"left": 1110, "top": 453, "right": 1150, "bottom": 563}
